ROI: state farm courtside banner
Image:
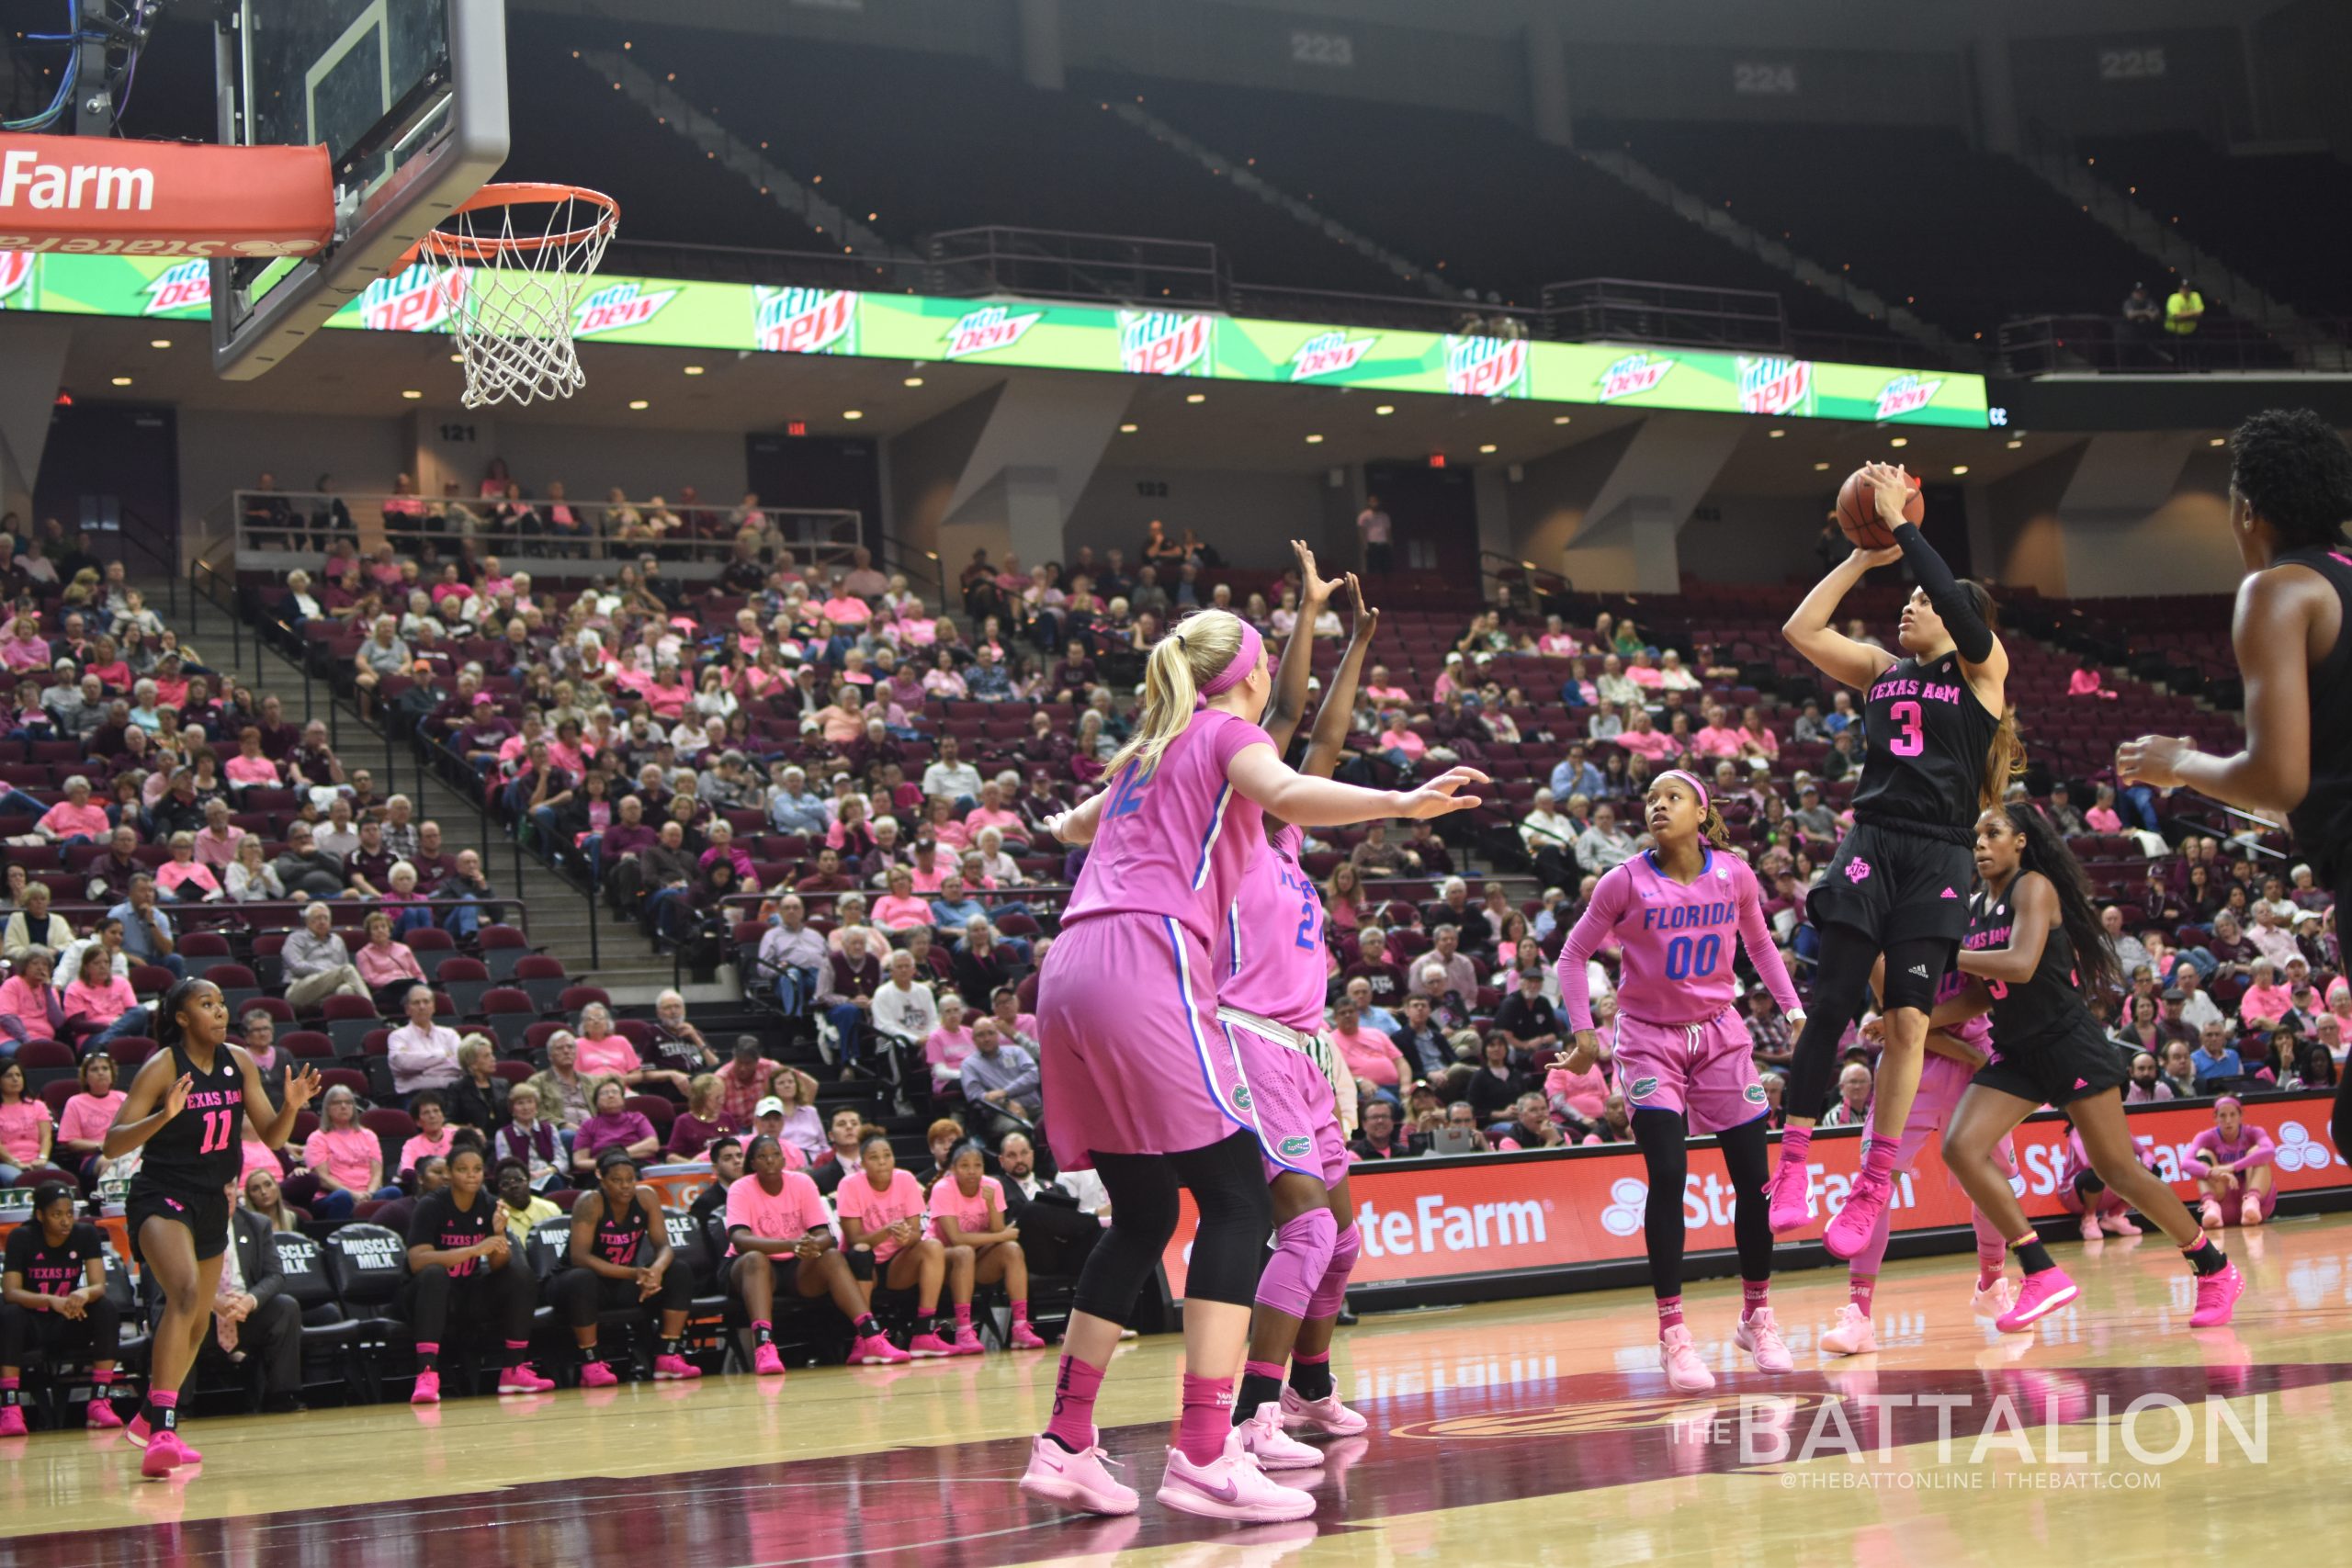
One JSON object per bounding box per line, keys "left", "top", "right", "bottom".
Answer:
{"left": 0, "top": 133, "right": 333, "bottom": 257}
{"left": 1160, "top": 1094, "right": 2346, "bottom": 1299}
{"left": 0, "top": 252, "right": 1990, "bottom": 427}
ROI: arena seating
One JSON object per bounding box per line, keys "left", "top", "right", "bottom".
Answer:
{"left": 2075, "top": 133, "right": 2352, "bottom": 316}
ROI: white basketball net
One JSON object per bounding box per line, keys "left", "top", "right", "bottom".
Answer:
{"left": 421, "top": 186, "right": 617, "bottom": 409}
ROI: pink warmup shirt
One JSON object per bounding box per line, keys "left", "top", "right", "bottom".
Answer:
{"left": 2189, "top": 1123, "right": 2276, "bottom": 1174}
{"left": 1060, "top": 707, "right": 1268, "bottom": 946}
{"left": 723, "top": 1169, "right": 831, "bottom": 1256}
{"left": 1216, "top": 826, "right": 1327, "bottom": 1031}
{"left": 1557, "top": 849, "right": 1799, "bottom": 1030}
{"left": 834, "top": 1167, "right": 927, "bottom": 1260}
{"left": 926, "top": 1173, "right": 1006, "bottom": 1241}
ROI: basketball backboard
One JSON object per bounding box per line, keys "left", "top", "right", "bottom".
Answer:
{"left": 209, "top": 0, "right": 508, "bottom": 379}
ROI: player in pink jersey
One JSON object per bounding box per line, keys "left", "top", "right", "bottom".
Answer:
{"left": 1214, "top": 554, "right": 1378, "bottom": 1469}
{"left": 2055, "top": 1121, "right": 2146, "bottom": 1241}
{"left": 1819, "top": 964, "right": 2019, "bottom": 1358}
{"left": 1556, "top": 770, "right": 1804, "bottom": 1394}
{"left": 1019, "top": 597, "right": 1484, "bottom": 1525}
{"left": 2188, "top": 1097, "right": 2278, "bottom": 1228}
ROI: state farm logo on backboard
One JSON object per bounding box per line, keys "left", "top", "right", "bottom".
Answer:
{"left": 943, "top": 305, "right": 1042, "bottom": 360}
{"left": 1874, "top": 374, "right": 1945, "bottom": 420}
{"left": 1597, "top": 352, "right": 1674, "bottom": 402}
{"left": 0, "top": 252, "right": 31, "bottom": 308}
{"left": 753, "top": 287, "right": 856, "bottom": 355}
{"left": 142, "top": 258, "right": 210, "bottom": 315}
{"left": 573, "top": 280, "right": 678, "bottom": 337}
{"left": 1443, "top": 334, "right": 1528, "bottom": 398}
{"left": 358, "top": 264, "right": 465, "bottom": 333}
{"left": 1117, "top": 310, "right": 1212, "bottom": 377}
{"left": 1736, "top": 355, "right": 1814, "bottom": 416}
{"left": 1288, "top": 330, "right": 1375, "bottom": 382}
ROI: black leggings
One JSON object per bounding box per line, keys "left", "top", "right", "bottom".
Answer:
{"left": 1632, "top": 1110, "right": 1773, "bottom": 1300}
{"left": 0, "top": 1298, "right": 123, "bottom": 1367}
{"left": 1784, "top": 927, "right": 1949, "bottom": 1119}
{"left": 550, "top": 1265, "right": 691, "bottom": 1327}
{"left": 1073, "top": 1130, "right": 1272, "bottom": 1322}
{"left": 404, "top": 1259, "right": 537, "bottom": 1346}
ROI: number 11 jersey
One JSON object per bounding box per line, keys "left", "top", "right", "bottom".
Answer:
{"left": 140, "top": 1041, "right": 246, "bottom": 1196}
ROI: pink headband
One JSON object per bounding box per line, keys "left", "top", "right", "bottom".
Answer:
{"left": 1656, "top": 768, "right": 1710, "bottom": 816}
{"left": 1193, "top": 618, "right": 1264, "bottom": 701}
{"left": 2213, "top": 1096, "right": 2243, "bottom": 1114}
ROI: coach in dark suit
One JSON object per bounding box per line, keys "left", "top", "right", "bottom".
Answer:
{"left": 145, "top": 1196, "right": 305, "bottom": 1413}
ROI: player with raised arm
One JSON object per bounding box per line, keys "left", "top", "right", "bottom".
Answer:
{"left": 1929, "top": 806, "right": 2241, "bottom": 1332}
{"left": 2120, "top": 408, "right": 2352, "bottom": 1160}
{"left": 1772, "top": 466, "right": 2018, "bottom": 1260}
{"left": 1017, "top": 595, "right": 1483, "bottom": 1525}
{"left": 1555, "top": 770, "right": 1804, "bottom": 1392}
{"left": 1216, "top": 549, "right": 1379, "bottom": 1466}
{"left": 104, "top": 977, "right": 321, "bottom": 1476}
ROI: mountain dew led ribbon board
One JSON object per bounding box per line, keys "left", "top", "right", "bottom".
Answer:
{"left": 3, "top": 252, "right": 1989, "bottom": 427}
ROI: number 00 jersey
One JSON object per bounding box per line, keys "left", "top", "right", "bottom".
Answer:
{"left": 1555, "top": 849, "right": 1800, "bottom": 1030}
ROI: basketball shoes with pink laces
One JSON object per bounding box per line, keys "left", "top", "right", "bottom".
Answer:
{"left": 578, "top": 1360, "right": 620, "bottom": 1388}
{"left": 1823, "top": 1173, "right": 1892, "bottom": 1260}
{"left": 849, "top": 1334, "right": 909, "bottom": 1365}
{"left": 2189, "top": 1262, "right": 2245, "bottom": 1327}
{"left": 1972, "top": 1276, "right": 2018, "bottom": 1318}
{"left": 1765, "top": 1158, "right": 1815, "bottom": 1234}
{"left": 1658, "top": 1325, "right": 1713, "bottom": 1393}
{"left": 498, "top": 1363, "right": 556, "bottom": 1393}
{"left": 1020, "top": 1436, "right": 1139, "bottom": 1516}
{"left": 140, "top": 1431, "right": 198, "bottom": 1478}
{"left": 410, "top": 1371, "right": 442, "bottom": 1405}
{"left": 85, "top": 1398, "right": 124, "bottom": 1429}
{"left": 2098, "top": 1213, "right": 2141, "bottom": 1237}
{"left": 1818, "top": 1303, "right": 1877, "bottom": 1356}
{"left": 1235, "top": 1402, "right": 1322, "bottom": 1471}
{"left": 653, "top": 1354, "right": 702, "bottom": 1381}
{"left": 1279, "top": 1384, "right": 1368, "bottom": 1437}
{"left": 1156, "top": 1429, "right": 1317, "bottom": 1523}
{"left": 1734, "top": 1307, "right": 1793, "bottom": 1372}
{"left": 1995, "top": 1268, "right": 2078, "bottom": 1333}
{"left": 0, "top": 1405, "right": 25, "bottom": 1438}
{"left": 124, "top": 1414, "right": 199, "bottom": 1461}
{"left": 752, "top": 1343, "right": 786, "bottom": 1376}
{"left": 907, "top": 1330, "right": 957, "bottom": 1359}
{"left": 950, "top": 1325, "right": 987, "bottom": 1357}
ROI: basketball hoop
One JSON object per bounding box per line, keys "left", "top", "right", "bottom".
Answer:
{"left": 415, "top": 183, "right": 619, "bottom": 409}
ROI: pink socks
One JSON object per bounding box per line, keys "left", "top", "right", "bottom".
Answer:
{"left": 1740, "top": 1279, "right": 1770, "bottom": 1321}
{"left": 1177, "top": 1372, "right": 1235, "bottom": 1465}
{"left": 1046, "top": 1355, "right": 1105, "bottom": 1452}
{"left": 1656, "top": 1295, "right": 1684, "bottom": 1332}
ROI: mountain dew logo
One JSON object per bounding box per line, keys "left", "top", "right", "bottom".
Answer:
{"left": 1874, "top": 374, "right": 1945, "bottom": 420}
{"left": 0, "top": 252, "right": 31, "bottom": 309}
{"left": 358, "top": 263, "right": 465, "bottom": 333}
{"left": 754, "top": 287, "right": 856, "bottom": 355}
{"left": 142, "top": 258, "right": 211, "bottom": 315}
{"left": 1597, "top": 352, "right": 1674, "bottom": 401}
{"left": 1736, "top": 355, "right": 1813, "bottom": 416}
{"left": 943, "top": 305, "right": 1043, "bottom": 360}
{"left": 574, "top": 280, "right": 679, "bottom": 336}
{"left": 1289, "top": 330, "right": 1375, "bottom": 382}
{"left": 1118, "top": 310, "right": 1212, "bottom": 376}
{"left": 1443, "top": 334, "right": 1528, "bottom": 398}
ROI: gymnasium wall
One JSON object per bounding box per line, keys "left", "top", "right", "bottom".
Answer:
{"left": 1064, "top": 464, "right": 1354, "bottom": 573}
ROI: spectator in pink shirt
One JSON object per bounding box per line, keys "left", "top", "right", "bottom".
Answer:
{"left": 0, "top": 948, "right": 63, "bottom": 1047}
{"left": 924, "top": 995, "right": 978, "bottom": 1095}
{"left": 53, "top": 1049, "right": 125, "bottom": 1186}
{"left": 1329, "top": 996, "right": 1409, "bottom": 1106}
{"left": 355, "top": 910, "right": 429, "bottom": 1011}
{"left": 1614, "top": 710, "right": 1677, "bottom": 762}
{"left": 225, "top": 727, "right": 281, "bottom": 792}
{"left": 573, "top": 1001, "right": 691, "bottom": 1097}
{"left": 1692, "top": 704, "right": 1746, "bottom": 760}
{"left": 397, "top": 1090, "right": 458, "bottom": 1176}
{"left": 154, "top": 831, "right": 225, "bottom": 903}
{"left": 34, "top": 776, "right": 111, "bottom": 846}
{"left": 62, "top": 942, "right": 145, "bottom": 1050}
{"left": 961, "top": 781, "right": 1024, "bottom": 844}
{"left": 193, "top": 797, "right": 245, "bottom": 867}
{"left": 872, "top": 867, "right": 934, "bottom": 932}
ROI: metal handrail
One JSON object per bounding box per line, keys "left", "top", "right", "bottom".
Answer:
{"left": 11, "top": 893, "right": 529, "bottom": 938}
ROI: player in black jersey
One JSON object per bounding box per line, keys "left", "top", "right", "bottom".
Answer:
{"left": 1773, "top": 465, "right": 2020, "bottom": 1260}
{"left": 1928, "top": 806, "right": 2243, "bottom": 1332}
{"left": 552, "top": 1149, "right": 701, "bottom": 1386}
{"left": 101, "top": 977, "right": 319, "bottom": 1477}
{"left": 1, "top": 1181, "right": 124, "bottom": 1435}
{"left": 403, "top": 1145, "right": 554, "bottom": 1404}
{"left": 2120, "top": 408, "right": 2352, "bottom": 1160}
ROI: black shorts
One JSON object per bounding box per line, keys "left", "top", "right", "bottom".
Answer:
{"left": 1971, "top": 1024, "right": 2131, "bottom": 1109}
{"left": 126, "top": 1184, "right": 231, "bottom": 1265}
{"left": 729, "top": 1252, "right": 815, "bottom": 1294}
{"left": 1806, "top": 820, "right": 1974, "bottom": 951}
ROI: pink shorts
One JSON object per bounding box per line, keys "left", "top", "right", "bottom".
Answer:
{"left": 1614, "top": 1009, "right": 1765, "bottom": 1134}
{"left": 1222, "top": 1019, "right": 1348, "bottom": 1185}
{"left": 1863, "top": 1053, "right": 2017, "bottom": 1179}
{"left": 2203, "top": 1171, "right": 2278, "bottom": 1221}
{"left": 1038, "top": 914, "right": 1247, "bottom": 1170}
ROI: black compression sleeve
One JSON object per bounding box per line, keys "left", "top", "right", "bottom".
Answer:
{"left": 1893, "top": 523, "right": 1993, "bottom": 664}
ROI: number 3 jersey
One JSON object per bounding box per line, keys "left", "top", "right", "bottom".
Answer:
{"left": 1215, "top": 826, "right": 1327, "bottom": 1032}
{"left": 1556, "top": 848, "right": 1801, "bottom": 1030}
{"left": 1853, "top": 651, "right": 2000, "bottom": 836}
{"left": 139, "top": 1040, "right": 246, "bottom": 1195}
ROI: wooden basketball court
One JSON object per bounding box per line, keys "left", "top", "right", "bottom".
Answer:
{"left": 7, "top": 1215, "right": 2347, "bottom": 1565}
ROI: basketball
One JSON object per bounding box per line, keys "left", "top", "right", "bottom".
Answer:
{"left": 1836, "top": 466, "right": 1923, "bottom": 549}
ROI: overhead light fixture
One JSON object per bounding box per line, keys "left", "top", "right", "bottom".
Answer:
{"left": 1552, "top": 414, "right": 1572, "bottom": 425}
{"left": 628, "top": 399, "right": 650, "bottom": 411}
{"left": 401, "top": 389, "right": 423, "bottom": 400}
{"left": 903, "top": 376, "right": 924, "bottom": 388}
{"left": 110, "top": 376, "right": 131, "bottom": 386}
{"left": 1813, "top": 461, "right": 1831, "bottom": 471}
{"left": 1769, "top": 428, "right": 1785, "bottom": 439}
{"left": 2006, "top": 439, "right": 2023, "bottom": 450}
{"left": 1185, "top": 392, "right": 1206, "bottom": 404}
{"left": 683, "top": 365, "right": 706, "bottom": 376}
{"left": 1951, "top": 464, "right": 1970, "bottom": 476}
{"left": 450, "top": 353, "right": 463, "bottom": 364}
{"left": 1889, "top": 436, "right": 1909, "bottom": 448}
{"left": 842, "top": 409, "right": 863, "bottom": 420}
{"left": 1119, "top": 423, "right": 1138, "bottom": 433}
{"left": 2209, "top": 436, "right": 2225, "bottom": 446}
{"left": 149, "top": 338, "right": 171, "bottom": 349}
{"left": 1374, "top": 404, "right": 1395, "bottom": 416}
{"left": 1305, "top": 434, "right": 1325, "bottom": 445}
{"left": 1479, "top": 443, "right": 1498, "bottom": 454}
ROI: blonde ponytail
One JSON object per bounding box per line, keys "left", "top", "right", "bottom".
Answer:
{"left": 1980, "top": 705, "right": 2026, "bottom": 810}
{"left": 1105, "top": 610, "right": 1245, "bottom": 781}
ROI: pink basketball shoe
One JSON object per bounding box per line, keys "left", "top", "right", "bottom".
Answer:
{"left": 1020, "top": 1435, "right": 1138, "bottom": 1517}
{"left": 1734, "top": 1308, "right": 1793, "bottom": 1372}
{"left": 578, "top": 1360, "right": 621, "bottom": 1388}
{"left": 1659, "top": 1325, "right": 1714, "bottom": 1393}
{"left": 1765, "top": 1157, "right": 1815, "bottom": 1234}
{"left": 1823, "top": 1173, "right": 1892, "bottom": 1261}
{"left": 1156, "top": 1430, "right": 1317, "bottom": 1523}
{"left": 1818, "top": 1303, "right": 1877, "bottom": 1357}
{"left": 1279, "top": 1384, "right": 1368, "bottom": 1437}
{"left": 2189, "top": 1262, "right": 2244, "bottom": 1327}
{"left": 1995, "top": 1268, "right": 2078, "bottom": 1333}
{"left": 1235, "top": 1402, "right": 1322, "bottom": 1471}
